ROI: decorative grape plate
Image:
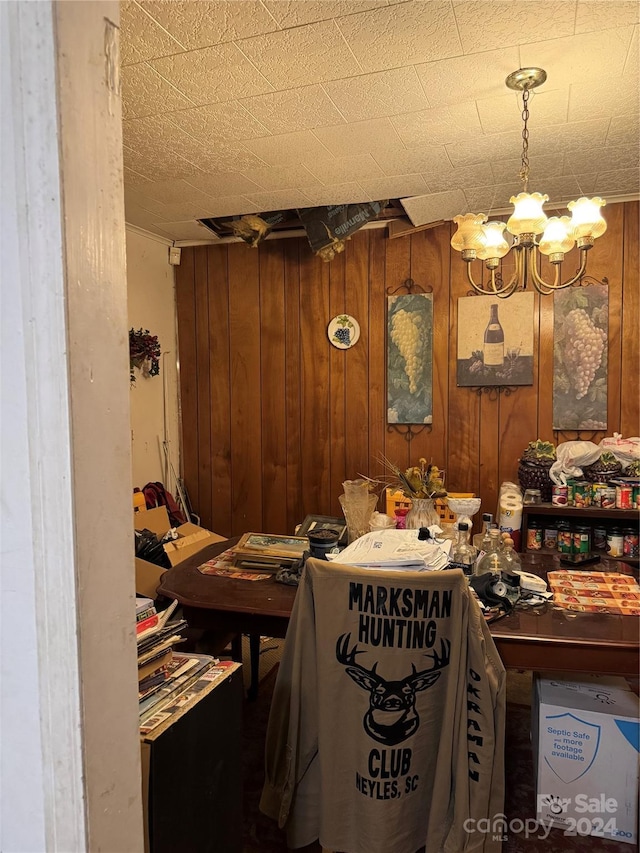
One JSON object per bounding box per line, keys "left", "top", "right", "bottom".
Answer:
{"left": 328, "top": 314, "right": 360, "bottom": 349}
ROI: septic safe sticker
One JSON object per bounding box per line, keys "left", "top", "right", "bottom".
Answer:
{"left": 544, "top": 713, "right": 601, "bottom": 783}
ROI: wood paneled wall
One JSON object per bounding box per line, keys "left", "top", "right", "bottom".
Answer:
{"left": 176, "top": 201, "right": 639, "bottom": 538}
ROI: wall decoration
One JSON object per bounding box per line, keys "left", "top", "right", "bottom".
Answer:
{"left": 387, "top": 291, "right": 433, "bottom": 424}
{"left": 457, "top": 293, "right": 534, "bottom": 387}
{"left": 129, "top": 327, "right": 161, "bottom": 384}
{"left": 553, "top": 284, "right": 608, "bottom": 430}
{"left": 328, "top": 315, "right": 360, "bottom": 349}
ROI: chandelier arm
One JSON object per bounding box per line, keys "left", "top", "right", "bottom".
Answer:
{"left": 529, "top": 247, "right": 589, "bottom": 293}
{"left": 493, "top": 255, "right": 521, "bottom": 297}
{"left": 466, "top": 263, "right": 503, "bottom": 296}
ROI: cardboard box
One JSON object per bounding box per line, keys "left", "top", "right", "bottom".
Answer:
{"left": 533, "top": 674, "right": 639, "bottom": 844}
{"left": 134, "top": 507, "right": 226, "bottom": 599}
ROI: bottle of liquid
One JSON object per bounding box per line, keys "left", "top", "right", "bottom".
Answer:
{"left": 473, "top": 513, "right": 494, "bottom": 552}
{"left": 449, "top": 522, "right": 478, "bottom": 577}
{"left": 483, "top": 303, "right": 504, "bottom": 367}
{"left": 475, "top": 529, "right": 507, "bottom": 576}
{"left": 501, "top": 534, "right": 522, "bottom": 572}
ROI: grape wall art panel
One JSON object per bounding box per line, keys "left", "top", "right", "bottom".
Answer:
{"left": 456, "top": 293, "right": 534, "bottom": 387}
{"left": 387, "top": 292, "right": 433, "bottom": 424}
{"left": 553, "top": 284, "right": 608, "bottom": 431}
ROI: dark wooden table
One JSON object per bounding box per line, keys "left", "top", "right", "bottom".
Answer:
{"left": 158, "top": 542, "right": 640, "bottom": 697}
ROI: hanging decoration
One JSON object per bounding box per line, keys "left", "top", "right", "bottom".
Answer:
{"left": 129, "top": 327, "right": 161, "bottom": 384}
{"left": 387, "top": 280, "right": 433, "bottom": 425}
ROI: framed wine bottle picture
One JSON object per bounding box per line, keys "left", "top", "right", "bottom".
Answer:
{"left": 456, "top": 293, "right": 534, "bottom": 387}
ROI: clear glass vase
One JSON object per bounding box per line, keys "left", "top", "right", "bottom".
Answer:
{"left": 405, "top": 498, "right": 439, "bottom": 530}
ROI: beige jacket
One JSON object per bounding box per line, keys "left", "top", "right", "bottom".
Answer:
{"left": 260, "top": 558, "right": 505, "bottom": 853}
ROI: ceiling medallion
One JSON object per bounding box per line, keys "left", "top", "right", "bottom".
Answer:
{"left": 450, "top": 68, "right": 607, "bottom": 297}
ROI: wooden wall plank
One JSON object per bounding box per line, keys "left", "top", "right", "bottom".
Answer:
{"left": 284, "top": 240, "right": 302, "bottom": 534}
{"left": 329, "top": 249, "right": 347, "bottom": 516}
{"left": 345, "top": 231, "right": 371, "bottom": 484}
{"left": 259, "top": 242, "right": 288, "bottom": 534}
{"left": 174, "top": 247, "right": 199, "bottom": 516}
{"left": 367, "top": 230, "right": 387, "bottom": 511}
{"left": 228, "top": 245, "right": 262, "bottom": 535}
{"left": 621, "top": 201, "right": 639, "bottom": 436}
{"left": 207, "top": 245, "right": 232, "bottom": 537}
{"left": 194, "top": 247, "right": 212, "bottom": 529}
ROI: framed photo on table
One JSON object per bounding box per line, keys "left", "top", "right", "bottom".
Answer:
{"left": 297, "top": 514, "right": 348, "bottom": 545}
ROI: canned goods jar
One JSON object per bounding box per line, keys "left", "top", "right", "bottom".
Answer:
{"left": 593, "top": 525, "right": 608, "bottom": 550}
{"left": 526, "top": 519, "right": 542, "bottom": 550}
{"left": 543, "top": 526, "right": 558, "bottom": 550}
{"left": 552, "top": 485, "right": 568, "bottom": 506}
{"left": 573, "top": 481, "right": 591, "bottom": 508}
{"left": 557, "top": 521, "right": 573, "bottom": 554}
{"left": 566, "top": 481, "right": 575, "bottom": 506}
{"left": 633, "top": 486, "right": 640, "bottom": 509}
{"left": 607, "top": 527, "right": 624, "bottom": 558}
{"left": 623, "top": 528, "right": 639, "bottom": 558}
{"left": 601, "top": 487, "right": 616, "bottom": 509}
{"left": 591, "top": 483, "right": 608, "bottom": 508}
{"left": 616, "top": 485, "right": 632, "bottom": 509}
{"left": 573, "top": 524, "right": 591, "bottom": 554}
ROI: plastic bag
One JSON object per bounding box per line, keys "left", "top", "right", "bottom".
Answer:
{"left": 549, "top": 441, "right": 601, "bottom": 485}
{"left": 599, "top": 433, "right": 640, "bottom": 466}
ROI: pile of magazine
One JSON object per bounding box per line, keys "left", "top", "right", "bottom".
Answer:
{"left": 327, "top": 529, "right": 452, "bottom": 571}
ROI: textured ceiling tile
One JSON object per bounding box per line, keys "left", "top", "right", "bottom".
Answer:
{"left": 336, "top": 1, "right": 462, "bottom": 73}
{"left": 391, "top": 102, "right": 482, "bottom": 147}
{"left": 532, "top": 175, "right": 597, "bottom": 203}
{"left": 156, "top": 199, "right": 223, "bottom": 219}
{"left": 594, "top": 168, "right": 640, "bottom": 195}
{"left": 575, "top": 1, "right": 639, "bottom": 34}
{"left": 534, "top": 118, "right": 610, "bottom": 154}
{"left": 121, "top": 63, "right": 195, "bottom": 120}
{"left": 188, "top": 141, "right": 268, "bottom": 173}
{"left": 358, "top": 174, "right": 427, "bottom": 199}
{"left": 242, "top": 189, "right": 313, "bottom": 212}
{"left": 184, "top": 172, "right": 262, "bottom": 196}
{"left": 305, "top": 154, "right": 385, "bottom": 184}
{"left": 120, "top": 1, "right": 185, "bottom": 65}
{"left": 606, "top": 114, "right": 640, "bottom": 146}
{"left": 477, "top": 89, "right": 569, "bottom": 135}
{"left": 453, "top": 1, "right": 576, "bottom": 54}
{"left": 263, "top": 1, "right": 388, "bottom": 28}
{"left": 312, "top": 117, "right": 404, "bottom": 156}
{"left": 624, "top": 26, "right": 639, "bottom": 75}
{"left": 139, "top": 1, "right": 277, "bottom": 50}
{"left": 569, "top": 75, "right": 639, "bottom": 122}
{"left": 123, "top": 166, "right": 152, "bottom": 187}
{"left": 240, "top": 85, "right": 346, "bottom": 134}
{"left": 149, "top": 44, "right": 273, "bottom": 106}
{"left": 462, "top": 182, "right": 521, "bottom": 213}
{"left": 299, "top": 183, "right": 371, "bottom": 205}
{"left": 122, "top": 144, "right": 201, "bottom": 180}
{"left": 491, "top": 154, "right": 566, "bottom": 184}
{"left": 124, "top": 201, "right": 170, "bottom": 229}
{"left": 427, "top": 161, "right": 494, "bottom": 193}
{"left": 401, "top": 190, "right": 467, "bottom": 226}
{"left": 241, "top": 130, "right": 334, "bottom": 166}
{"left": 373, "top": 144, "right": 452, "bottom": 177}
{"left": 244, "top": 164, "right": 322, "bottom": 191}
{"left": 322, "top": 67, "right": 430, "bottom": 122}
{"left": 565, "top": 145, "right": 640, "bottom": 177}
{"left": 194, "top": 196, "right": 260, "bottom": 217}
{"left": 239, "top": 21, "right": 362, "bottom": 90}
{"left": 446, "top": 131, "right": 521, "bottom": 167}
{"left": 157, "top": 221, "right": 220, "bottom": 241}
{"left": 125, "top": 187, "right": 171, "bottom": 216}
{"left": 415, "top": 47, "right": 520, "bottom": 108}
{"left": 133, "top": 178, "right": 217, "bottom": 205}
{"left": 520, "top": 27, "right": 635, "bottom": 84}
{"left": 165, "top": 102, "right": 270, "bottom": 142}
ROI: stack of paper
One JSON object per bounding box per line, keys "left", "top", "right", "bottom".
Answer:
{"left": 327, "top": 529, "right": 451, "bottom": 571}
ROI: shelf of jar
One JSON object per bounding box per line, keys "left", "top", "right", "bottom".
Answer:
{"left": 523, "top": 546, "right": 638, "bottom": 565}
{"left": 522, "top": 503, "right": 638, "bottom": 521}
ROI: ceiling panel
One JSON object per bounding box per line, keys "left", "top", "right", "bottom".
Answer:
{"left": 119, "top": 0, "right": 640, "bottom": 241}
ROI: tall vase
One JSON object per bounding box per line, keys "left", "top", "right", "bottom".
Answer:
{"left": 339, "top": 479, "right": 377, "bottom": 543}
{"left": 405, "top": 498, "right": 439, "bottom": 530}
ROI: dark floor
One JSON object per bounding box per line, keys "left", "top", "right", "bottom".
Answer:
{"left": 240, "top": 665, "right": 637, "bottom": 853}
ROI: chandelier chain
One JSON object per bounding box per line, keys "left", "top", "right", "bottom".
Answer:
{"left": 519, "top": 88, "right": 531, "bottom": 192}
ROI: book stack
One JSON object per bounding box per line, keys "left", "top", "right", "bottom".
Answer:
{"left": 135, "top": 598, "right": 220, "bottom": 729}
{"left": 231, "top": 532, "right": 309, "bottom": 572}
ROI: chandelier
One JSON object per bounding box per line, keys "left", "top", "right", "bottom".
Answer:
{"left": 450, "top": 68, "right": 607, "bottom": 297}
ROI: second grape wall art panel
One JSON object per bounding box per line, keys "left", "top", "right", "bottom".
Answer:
{"left": 387, "top": 292, "right": 433, "bottom": 424}
{"left": 553, "top": 284, "right": 608, "bottom": 431}
{"left": 456, "top": 293, "right": 534, "bottom": 388}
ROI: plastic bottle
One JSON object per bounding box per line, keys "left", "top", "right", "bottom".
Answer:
{"left": 449, "top": 522, "right": 478, "bottom": 577}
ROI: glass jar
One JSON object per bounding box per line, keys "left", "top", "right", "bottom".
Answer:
{"left": 572, "top": 524, "right": 591, "bottom": 554}
{"left": 606, "top": 527, "right": 624, "bottom": 558}
{"left": 526, "top": 518, "right": 542, "bottom": 551}
{"left": 475, "top": 529, "right": 507, "bottom": 576}
{"left": 405, "top": 498, "right": 439, "bottom": 530}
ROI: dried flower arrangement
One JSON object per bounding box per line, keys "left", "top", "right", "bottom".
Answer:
{"left": 366, "top": 455, "right": 447, "bottom": 500}
{"left": 129, "top": 328, "right": 161, "bottom": 384}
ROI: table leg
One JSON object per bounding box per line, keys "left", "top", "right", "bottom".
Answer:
{"left": 248, "top": 633, "right": 261, "bottom": 701}
{"left": 231, "top": 633, "right": 243, "bottom": 663}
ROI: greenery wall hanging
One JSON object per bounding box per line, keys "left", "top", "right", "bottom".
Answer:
{"left": 129, "top": 327, "right": 161, "bottom": 384}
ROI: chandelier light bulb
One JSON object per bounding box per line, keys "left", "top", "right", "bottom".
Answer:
{"left": 506, "top": 192, "right": 549, "bottom": 236}
{"left": 539, "top": 216, "right": 576, "bottom": 257}
{"left": 568, "top": 197, "right": 608, "bottom": 240}
{"left": 477, "top": 221, "right": 510, "bottom": 261}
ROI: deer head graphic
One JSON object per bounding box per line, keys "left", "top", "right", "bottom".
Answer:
{"left": 336, "top": 633, "right": 451, "bottom": 746}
